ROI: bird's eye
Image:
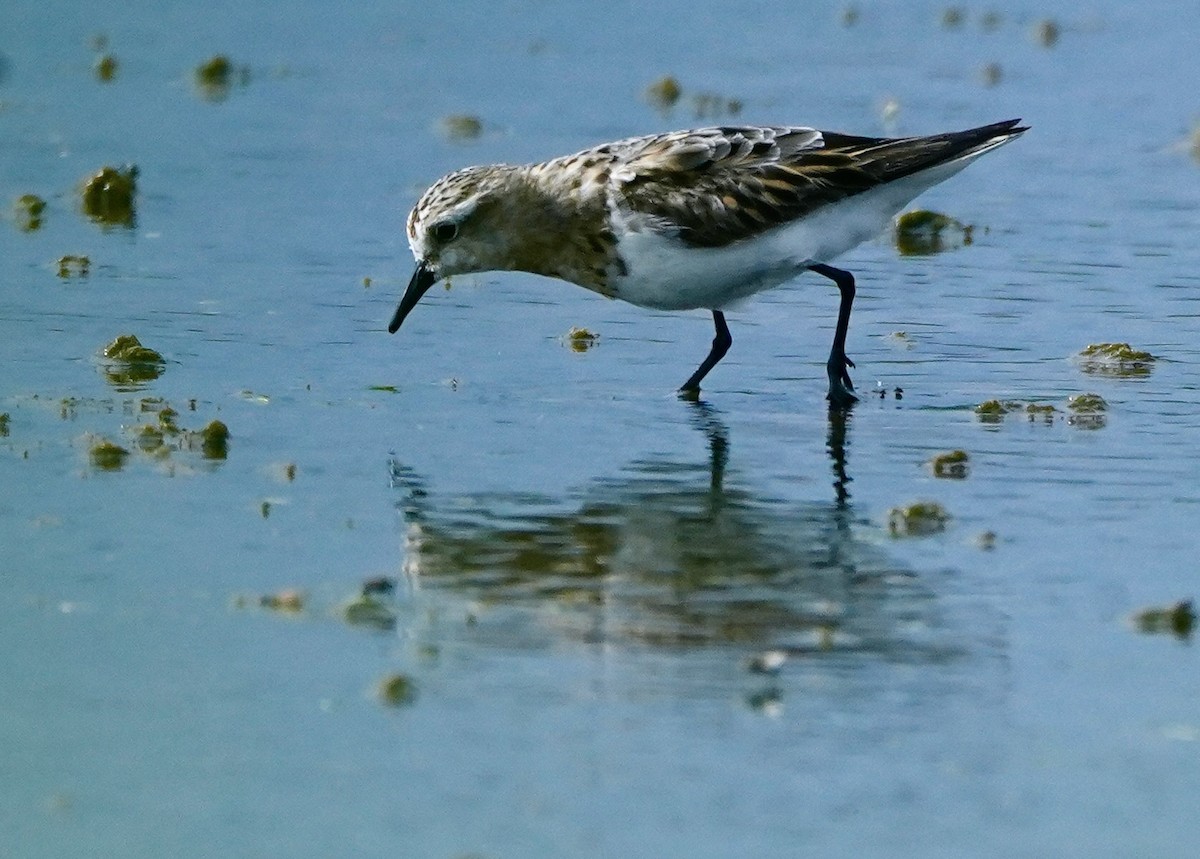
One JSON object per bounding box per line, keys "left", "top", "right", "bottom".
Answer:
{"left": 432, "top": 221, "right": 459, "bottom": 244}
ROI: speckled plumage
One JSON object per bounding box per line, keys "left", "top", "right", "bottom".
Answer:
{"left": 391, "top": 119, "right": 1026, "bottom": 401}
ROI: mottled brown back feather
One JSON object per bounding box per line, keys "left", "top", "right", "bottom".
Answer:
{"left": 619, "top": 119, "right": 1026, "bottom": 248}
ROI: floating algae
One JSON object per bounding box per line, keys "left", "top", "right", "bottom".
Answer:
{"left": 159, "top": 407, "right": 181, "bottom": 433}
{"left": 88, "top": 438, "right": 129, "bottom": 471}
{"left": 1077, "top": 343, "right": 1155, "bottom": 377}
{"left": 1067, "top": 392, "right": 1108, "bottom": 429}
{"left": 377, "top": 673, "right": 417, "bottom": 707}
{"left": 193, "top": 54, "right": 230, "bottom": 97}
{"left": 200, "top": 419, "right": 229, "bottom": 459}
{"left": 101, "top": 334, "right": 165, "bottom": 389}
{"left": 941, "top": 6, "right": 965, "bottom": 28}
{"left": 930, "top": 449, "right": 969, "bottom": 479}
{"left": 974, "top": 399, "right": 1020, "bottom": 421}
{"left": 975, "top": 399, "right": 1057, "bottom": 423}
{"left": 94, "top": 54, "right": 118, "bottom": 82}
{"left": 1032, "top": 18, "right": 1060, "bottom": 48}
{"left": 893, "top": 209, "right": 974, "bottom": 255}
{"left": 1130, "top": 600, "right": 1195, "bottom": 640}
{"left": 194, "top": 55, "right": 247, "bottom": 100}
{"left": 57, "top": 255, "right": 91, "bottom": 278}
{"left": 0, "top": 413, "right": 10, "bottom": 437}
{"left": 180, "top": 419, "right": 229, "bottom": 460}
{"left": 361, "top": 576, "right": 395, "bottom": 596}
{"left": 438, "top": 114, "right": 483, "bottom": 141}
{"left": 887, "top": 501, "right": 950, "bottom": 537}
{"left": 564, "top": 326, "right": 599, "bottom": 352}
{"left": 644, "top": 75, "right": 682, "bottom": 110}
{"left": 103, "top": 334, "right": 164, "bottom": 364}
{"left": 99, "top": 398, "right": 231, "bottom": 468}
{"left": 81, "top": 166, "right": 137, "bottom": 227}
{"left": 14, "top": 194, "right": 46, "bottom": 231}
{"left": 338, "top": 590, "right": 397, "bottom": 631}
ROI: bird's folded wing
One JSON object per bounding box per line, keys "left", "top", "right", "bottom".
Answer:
{"left": 615, "top": 125, "right": 959, "bottom": 249}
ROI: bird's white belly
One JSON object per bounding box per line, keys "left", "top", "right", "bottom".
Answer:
{"left": 609, "top": 157, "right": 972, "bottom": 311}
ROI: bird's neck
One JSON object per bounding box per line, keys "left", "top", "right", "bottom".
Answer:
{"left": 492, "top": 165, "right": 616, "bottom": 292}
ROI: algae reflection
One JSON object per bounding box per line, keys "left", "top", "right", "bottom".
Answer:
{"left": 391, "top": 405, "right": 959, "bottom": 658}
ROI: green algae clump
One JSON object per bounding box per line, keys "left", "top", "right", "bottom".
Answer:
{"left": 941, "top": 6, "right": 965, "bottom": 28}
{"left": 57, "top": 255, "right": 91, "bottom": 278}
{"left": 1068, "top": 393, "right": 1107, "bottom": 413}
{"left": 81, "top": 166, "right": 137, "bottom": 227}
{"left": 644, "top": 75, "right": 682, "bottom": 110}
{"left": 975, "top": 399, "right": 1022, "bottom": 422}
{"left": 1067, "top": 392, "right": 1109, "bottom": 429}
{"left": 339, "top": 592, "right": 397, "bottom": 631}
{"left": 975, "top": 399, "right": 1058, "bottom": 423}
{"left": 195, "top": 55, "right": 246, "bottom": 100}
{"left": 0, "top": 413, "right": 10, "bottom": 437}
{"left": 377, "top": 673, "right": 417, "bottom": 707}
{"left": 101, "top": 334, "right": 166, "bottom": 389}
{"left": 196, "top": 419, "right": 229, "bottom": 460}
{"left": 564, "top": 326, "right": 599, "bottom": 352}
{"left": 439, "top": 114, "right": 483, "bottom": 141}
{"left": 14, "top": 194, "right": 46, "bottom": 231}
{"left": 94, "top": 54, "right": 118, "bottom": 81}
{"left": 894, "top": 209, "right": 974, "bottom": 256}
{"left": 1077, "top": 343, "right": 1155, "bottom": 377}
{"left": 1032, "top": 18, "right": 1060, "bottom": 48}
{"left": 1130, "top": 600, "right": 1195, "bottom": 640}
{"left": 930, "top": 449, "right": 969, "bottom": 479}
{"left": 156, "top": 405, "right": 182, "bottom": 434}
{"left": 887, "top": 501, "right": 950, "bottom": 537}
{"left": 89, "top": 438, "right": 129, "bottom": 471}
{"left": 196, "top": 55, "right": 232, "bottom": 84}
{"left": 103, "top": 334, "right": 165, "bottom": 365}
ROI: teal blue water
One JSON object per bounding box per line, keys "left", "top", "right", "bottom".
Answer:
{"left": 4, "top": 1, "right": 1200, "bottom": 856}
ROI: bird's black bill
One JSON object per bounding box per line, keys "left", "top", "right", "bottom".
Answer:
{"left": 388, "top": 262, "right": 437, "bottom": 334}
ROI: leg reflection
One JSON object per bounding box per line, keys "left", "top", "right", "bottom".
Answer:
{"left": 826, "top": 404, "right": 852, "bottom": 511}
{"left": 682, "top": 398, "right": 729, "bottom": 497}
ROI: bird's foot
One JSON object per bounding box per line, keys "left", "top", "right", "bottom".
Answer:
{"left": 826, "top": 353, "right": 858, "bottom": 407}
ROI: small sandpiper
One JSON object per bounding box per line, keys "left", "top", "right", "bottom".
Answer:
{"left": 388, "top": 119, "right": 1026, "bottom": 405}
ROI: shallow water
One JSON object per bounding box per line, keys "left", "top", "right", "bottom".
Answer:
{"left": 4, "top": 1, "right": 1200, "bottom": 855}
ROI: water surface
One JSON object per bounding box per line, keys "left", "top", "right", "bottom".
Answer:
{"left": 3, "top": 1, "right": 1200, "bottom": 856}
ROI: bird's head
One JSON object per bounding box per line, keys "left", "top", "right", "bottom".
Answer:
{"left": 388, "top": 165, "right": 520, "bottom": 334}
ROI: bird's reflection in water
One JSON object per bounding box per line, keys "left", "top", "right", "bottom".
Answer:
{"left": 391, "top": 403, "right": 955, "bottom": 659}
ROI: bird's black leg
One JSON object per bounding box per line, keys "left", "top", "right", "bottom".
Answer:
{"left": 808, "top": 263, "right": 858, "bottom": 407}
{"left": 678, "top": 310, "right": 732, "bottom": 395}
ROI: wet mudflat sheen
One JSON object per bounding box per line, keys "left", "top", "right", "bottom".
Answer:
{"left": 3, "top": 1, "right": 1200, "bottom": 856}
